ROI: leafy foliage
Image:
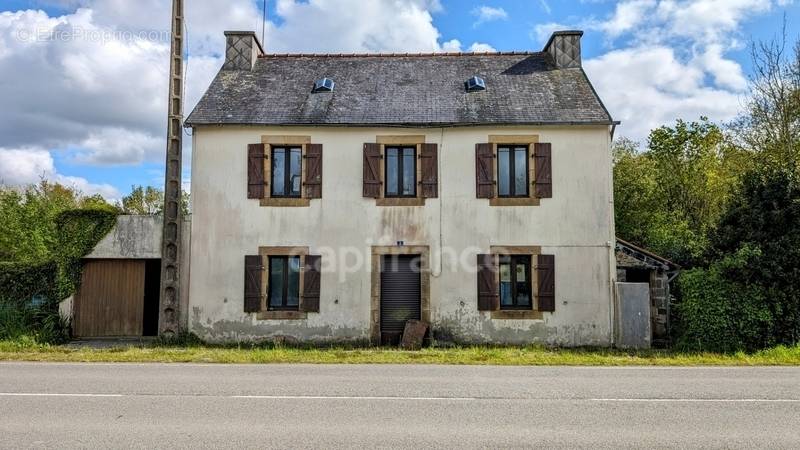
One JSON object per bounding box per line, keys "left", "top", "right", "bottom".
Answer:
{"left": 675, "top": 246, "right": 773, "bottom": 352}
{"left": 0, "top": 183, "right": 119, "bottom": 343}
{"left": 0, "top": 181, "right": 116, "bottom": 263}
{"left": 119, "top": 185, "right": 191, "bottom": 216}
{"left": 614, "top": 119, "right": 748, "bottom": 266}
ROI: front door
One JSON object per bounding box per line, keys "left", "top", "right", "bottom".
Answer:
{"left": 380, "top": 255, "right": 421, "bottom": 345}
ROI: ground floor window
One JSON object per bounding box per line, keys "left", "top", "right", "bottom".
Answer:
{"left": 499, "top": 255, "right": 532, "bottom": 310}
{"left": 268, "top": 256, "right": 301, "bottom": 310}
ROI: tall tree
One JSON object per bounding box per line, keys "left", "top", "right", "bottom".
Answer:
{"left": 731, "top": 25, "right": 800, "bottom": 169}
{"left": 614, "top": 119, "right": 748, "bottom": 266}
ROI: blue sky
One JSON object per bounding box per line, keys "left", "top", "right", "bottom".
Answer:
{"left": 0, "top": 0, "right": 797, "bottom": 200}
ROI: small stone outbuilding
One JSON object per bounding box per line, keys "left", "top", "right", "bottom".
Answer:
{"left": 616, "top": 238, "right": 680, "bottom": 346}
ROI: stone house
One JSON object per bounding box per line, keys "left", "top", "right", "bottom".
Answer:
{"left": 180, "top": 29, "right": 619, "bottom": 346}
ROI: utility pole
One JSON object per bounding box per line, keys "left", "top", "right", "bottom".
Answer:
{"left": 159, "top": 0, "right": 184, "bottom": 338}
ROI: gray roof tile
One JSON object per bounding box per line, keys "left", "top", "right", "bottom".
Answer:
{"left": 185, "top": 52, "right": 613, "bottom": 127}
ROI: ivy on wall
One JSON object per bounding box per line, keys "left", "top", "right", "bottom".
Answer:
{"left": 0, "top": 208, "right": 118, "bottom": 343}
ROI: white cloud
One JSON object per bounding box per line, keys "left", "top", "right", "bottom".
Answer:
{"left": 0, "top": 147, "right": 120, "bottom": 198}
{"left": 540, "top": 0, "right": 789, "bottom": 141}
{"left": 532, "top": 22, "right": 570, "bottom": 43}
{"left": 71, "top": 127, "right": 164, "bottom": 166}
{"left": 1, "top": 0, "right": 484, "bottom": 198}
{"left": 585, "top": 46, "right": 744, "bottom": 140}
{"left": 471, "top": 6, "right": 508, "bottom": 27}
{"left": 468, "top": 42, "right": 497, "bottom": 53}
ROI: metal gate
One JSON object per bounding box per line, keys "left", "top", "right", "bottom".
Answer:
{"left": 380, "top": 255, "right": 421, "bottom": 345}
{"left": 73, "top": 260, "right": 146, "bottom": 337}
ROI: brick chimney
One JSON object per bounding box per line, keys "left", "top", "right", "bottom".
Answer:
{"left": 543, "top": 30, "right": 583, "bottom": 69}
{"left": 223, "top": 31, "right": 265, "bottom": 70}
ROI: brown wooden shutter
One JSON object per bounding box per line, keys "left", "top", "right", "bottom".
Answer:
{"left": 419, "top": 143, "right": 438, "bottom": 198}
{"left": 247, "top": 144, "right": 266, "bottom": 199}
{"left": 477, "top": 254, "right": 499, "bottom": 311}
{"left": 534, "top": 143, "right": 552, "bottom": 198}
{"left": 244, "top": 255, "right": 263, "bottom": 313}
{"left": 363, "top": 143, "right": 382, "bottom": 198}
{"left": 537, "top": 254, "right": 555, "bottom": 312}
{"left": 475, "top": 143, "right": 495, "bottom": 198}
{"left": 304, "top": 144, "right": 323, "bottom": 199}
{"left": 300, "top": 255, "right": 321, "bottom": 313}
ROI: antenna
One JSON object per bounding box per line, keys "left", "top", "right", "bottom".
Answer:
{"left": 262, "top": 0, "right": 267, "bottom": 47}
{"left": 159, "top": 0, "right": 184, "bottom": 339}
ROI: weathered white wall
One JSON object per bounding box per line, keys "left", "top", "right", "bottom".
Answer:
{"left": 86, "top": 215, "right": 163, "bottom": 259}
{"left": 189, "top": 125, "right": 616, "bottom": 346}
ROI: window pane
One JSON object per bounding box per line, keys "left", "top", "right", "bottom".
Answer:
{"left": 289, "top": 148, "right": 302, "bottom": 196}
{"left": 272, "top": 148, "right": 286, "bottom": 196}
{"left": 515, "top": 259, "right": 531, "bottom": 306}
{"left": 499, "top": 263, "right": 512, "bottom": 306}
{"left": 498, "top": 148, "right": 510, "bottom": 196}
{"left": 386, "top": 148, "right": 398, "bottom": 196}
{"left": 514, "top": 147, "right": 527, "bottom": 196}
{"left": 286, "top": 257, "right": 300, "bottom": 307}
{"left": 269, "top": 258, "right": 284, "bottom": 307}
{"left": 402, "top": 148, "right": 415, "bottom": 196}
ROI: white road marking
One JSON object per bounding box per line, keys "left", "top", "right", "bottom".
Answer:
{"left": 0, "top": 393, "right": 124, "bottom": 398}
{"left": 591, "top": 398, "right": 800, "bottom": 403}
{"left": 1, "top": 393, "right": 798, "bottom": 402}
{"left": 230, "top": 395, "right": 478, "bottom": 401}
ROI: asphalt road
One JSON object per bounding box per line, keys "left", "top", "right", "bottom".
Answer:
{"left": 0, "top": 363, "right": 799, "bottom": 449}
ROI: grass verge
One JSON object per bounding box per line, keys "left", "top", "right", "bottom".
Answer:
{"left": 1, "top": 338, "right": 799, "bottom": 365}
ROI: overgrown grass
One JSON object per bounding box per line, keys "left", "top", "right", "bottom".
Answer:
{"left": 1, "top": 338, "right": 799, "bottom": 365}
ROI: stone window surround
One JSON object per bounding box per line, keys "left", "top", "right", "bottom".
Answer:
{"left": 374, "top": 135, "right": 427, "bottom": 207}
{"left": 257, "top": 246, "right": 309, "bottom": 320}
{"left": 489, "top": 245, "right": 544, "bottom": 320}
{"left": 487, "top": 135, "right": 541, "bottom": 207}
{"left": 260, "top": 135, "right": 312, "bottom": 207}
{"left": 370, "top": 245, "right": 431, "bottom": 344}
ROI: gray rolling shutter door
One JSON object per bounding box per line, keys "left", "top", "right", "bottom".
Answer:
{"left": 380, "top": 255, "right": 421, "bottom": 343}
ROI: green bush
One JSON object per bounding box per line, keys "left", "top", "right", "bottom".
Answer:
{"left": 675, "top": 246, "right": 774, "bottom": 352}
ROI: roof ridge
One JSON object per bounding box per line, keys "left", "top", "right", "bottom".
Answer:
{"left": 258, "top": 51, "right": 540, "bottom": 58}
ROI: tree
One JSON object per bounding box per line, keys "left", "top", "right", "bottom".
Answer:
{"left": 712, "top": 167, "right": 800, "bottom": 346}
{"left": 730, "top": 24, "right": 800, "bottom": 170}
{"left": 119, "top": 185, "right": 191, "bottom": 216}
{"left": 613, "top": 119, "right": 748, "bottom": 266}
{"left": 120, "top": 186, "right": 164, "bottom": 215}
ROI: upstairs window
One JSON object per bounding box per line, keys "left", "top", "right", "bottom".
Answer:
{"left": 268, "top": 256, "right": 301, "bottom": 311}
{"left": 499, "top": 255, "right": 532, "bottom": 310}
{"left": 271, "top": 146, "right": 302, "bottom": 198}
{"left": 497, "top": 145, "right": 529, "bottom": 197}
{"left": 385, "top": 146, "right": 417, "bottom": 198}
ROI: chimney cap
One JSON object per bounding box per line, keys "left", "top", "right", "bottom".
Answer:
{"left": 223, "top": 30, "right": 265, "bottom": 55}
{"left": 543, "top": 30, "right": 584, "bottom": 52}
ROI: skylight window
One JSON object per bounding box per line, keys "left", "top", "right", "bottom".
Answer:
{"left": 465, "top": 76, "right": 486, "bottom": 92}
{"left": 313, "top": 78, "right": 335, "bottom": 93}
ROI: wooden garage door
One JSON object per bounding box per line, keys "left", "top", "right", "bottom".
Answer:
{"left": 74, "top": 260, "right": 146, "bottom": 337}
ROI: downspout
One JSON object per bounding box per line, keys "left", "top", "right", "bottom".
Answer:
{"left": 607, "top": 123, "right": 618, "bottom": 347}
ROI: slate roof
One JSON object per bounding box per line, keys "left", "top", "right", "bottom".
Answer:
{"left": 185, "top": 52, "right": 614, "bottom": 127}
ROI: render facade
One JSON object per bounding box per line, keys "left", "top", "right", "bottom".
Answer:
{"left": 185, "top": 30, "right": 618, "bottom": 346}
